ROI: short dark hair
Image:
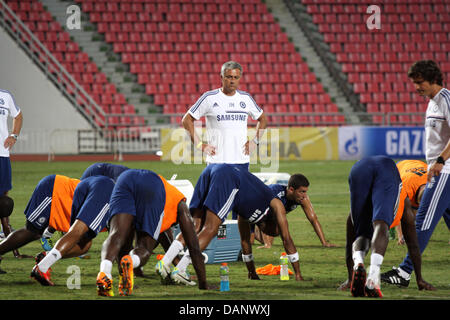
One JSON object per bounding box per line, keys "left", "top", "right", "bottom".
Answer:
{"left": 288, "top": 174, "right": 309, "bottom": 190}
{"left": 407, "top": 60, "right": 443, "bottom": 86}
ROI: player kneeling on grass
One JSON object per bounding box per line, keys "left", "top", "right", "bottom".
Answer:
{"left": 31, "top": 175, "right": 114, "bottom": 286}
{"left": 156, "top": 164, "right": 303, "bottom": 285}
{"left": 338, "top": 156, "right": 435, "bottom": 298}
{"left": 96, "top": 169, "right": 207, "bottom": 297}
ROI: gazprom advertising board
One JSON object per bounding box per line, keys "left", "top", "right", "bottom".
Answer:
{"left": 338, "top": 126, "right": 426, "bottom": 160}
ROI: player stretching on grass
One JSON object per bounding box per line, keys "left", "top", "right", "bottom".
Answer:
{"left": 254, "top": 173, "right": 337, "bottom": 249}
{"left": 96, "top": 169, "right": 207, "bottom": 296}
{"left": 339, "top": 156, "right": 435, "bottom": 298}
{"left": 30, "top": 175, "right": 114, "bottom": 286}
{"left": 81, "top": 162, "right": 182, "bottom": 278}
{"left": 38, "top": 162, "right": 130, "bottom": 252}
{"left": 156, "top": 164, "right": 303, "bottom": 285}
{"left": 0, "top": 174, "right": 79, "bottom": 273}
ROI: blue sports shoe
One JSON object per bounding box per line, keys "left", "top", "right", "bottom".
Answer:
{"left": 40, "top": 238, "right": 53, "bottom": 251}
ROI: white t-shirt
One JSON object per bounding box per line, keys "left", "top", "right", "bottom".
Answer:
{"left": 425, "top": 87, "right": 450, "bottom": 173}
{"left": 0, "top": 89, "right": 21, "bottom": 157}
{"left": 188, "top": 88, "right": 263, "bottom": 164}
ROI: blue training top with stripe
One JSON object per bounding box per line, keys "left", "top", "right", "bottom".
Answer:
{"left": 201, "top": 164, "right": 276, "bottom": 223}
{"left": 268, "top": 184, "right": 299, "bottom": 213}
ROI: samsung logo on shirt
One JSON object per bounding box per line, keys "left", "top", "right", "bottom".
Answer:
{"left": 217, "top": 114, "right": 247, "bottom": 122}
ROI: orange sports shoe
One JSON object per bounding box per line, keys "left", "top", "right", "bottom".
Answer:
{"left": 96, "top": 272, "right": 114, "bottom": 297}
{"left": 119, "top": 255, "right": 134, "bottom": 296}
{"left": 30, "top": 265, "right": 54, "bottom": 286}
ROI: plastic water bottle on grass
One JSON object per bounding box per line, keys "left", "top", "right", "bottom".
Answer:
{"left": 280, "top": 252, "right": 289, "bottom": 281}
{"left": 220, "top": 263, "right": 230, "bottom": 291}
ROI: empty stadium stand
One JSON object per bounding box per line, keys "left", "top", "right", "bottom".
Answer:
{"left": 6, "top": 0, "right": 447, "bottom": 128}
{"left": 4, "top": 0, "right": 146, "bottom": 130}
{"left": 74, "top": 0, "right": 345, "bottom": 126}
{"left": 300, "top": 0, "right": 450, "bottom": 125}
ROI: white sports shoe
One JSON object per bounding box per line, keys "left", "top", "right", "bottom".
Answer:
{"left": 171, "top": 267, "right": 196, "bottom": 286}
{"left": 155, "top": 260, "right": 172, "bottom": 284}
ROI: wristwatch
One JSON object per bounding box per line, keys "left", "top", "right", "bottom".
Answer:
{"left": 436, "top": 156, "right": 445, "bottom": 165}
{"left": 9, "top": 134, "right": 18, "bottom": 140}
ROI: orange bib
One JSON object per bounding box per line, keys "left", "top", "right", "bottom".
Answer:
{"left": 390, "top": 160, "right": 427, "bottom": 229}
{"left": 397, "top": 160, "right": 427, "bottom": 208}
{"left": 158, "top": 175, "right": 186, "bottom": 233}
{"left": 49, "top": 175, "right": 80, "bottom": 232}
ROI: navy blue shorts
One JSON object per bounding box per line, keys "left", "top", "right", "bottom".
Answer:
{"left": 348, "top": 156, "right": 402, "bottom": 238}
{"left": 0, "top": 156, "right": 12, "bottom": 194}
{"left": 190, "top": 164, "right": 241, "bottom": 222}
{"left": 24, "top": 175, "right": 56, "bottom": 232}
{"left": 191, "top": 163, "right": 248, "bottom": 221}
{"left": 71, "top": 176, "right": 114, "bottom": 238}
{"left": 109, "top": 169, "right": 166, "bottom": 240}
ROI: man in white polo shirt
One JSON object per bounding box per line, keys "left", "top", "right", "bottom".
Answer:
{"left": 381, "top": 60, "right": 450, "bottom": 288}
{"left": 0, "top": 88, "right": 23, "bottom": 265}
{"left": 182, "top": 61, "right": 267, "bottom": 169}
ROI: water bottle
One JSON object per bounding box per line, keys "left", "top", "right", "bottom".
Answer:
{"left": 280, "top": 252, "right": 289, "bottom": 281}
{"left": 220, "top": 263, "right": 230, "bottom": 291}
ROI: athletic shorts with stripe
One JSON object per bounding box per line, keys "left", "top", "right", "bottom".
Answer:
{"left": 70, "top": 176, "right": 114, "bottom": 239}
{"left": 24, "top": 175, "right": 56, "bottom": 232}
{"left": 190, "top": 164, "right": 241, "bottom": 223}
{"left": 348, "top": 156, "right": 402, "bottom": 239}
{"left": 109, "top": 169, "right": 181, "bottom": 241}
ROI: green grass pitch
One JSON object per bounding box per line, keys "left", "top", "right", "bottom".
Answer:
{"left": 0, "top": 160, "right": 448, "bottom": 301}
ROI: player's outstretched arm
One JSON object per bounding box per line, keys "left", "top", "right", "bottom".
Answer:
{"left": 300, "top": 195, "right": 337, "bottom": 247}
{"left": 401, "top": 198, "right": 436, "bottom": 291}
{"left": 270, "top": 198, "right": 304, "bottom": 281}
{"left": 177, "top": 200, "right": 208, "bottom": 290}
{"left": 237, "top": 216, "right": 260, "bottom": 280}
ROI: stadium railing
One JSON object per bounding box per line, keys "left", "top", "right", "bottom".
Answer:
{"left": 0, "top": 0, "right": 106, "bottom": 129}
{"left": 8, "top": 111, "right": 424, "bottom": 158}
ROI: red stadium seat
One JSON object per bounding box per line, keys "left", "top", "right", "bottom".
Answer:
{"left": 302, "top": 1, "right": 450, "bottom": 126}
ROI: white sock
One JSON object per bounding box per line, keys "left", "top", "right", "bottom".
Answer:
{"left": 367, "top": 253, "right": 384, "bottom": 287}
{"left": 42, "top": 227, "right": 54, "bottom": 239}
{"left": 352, "top": 250, "right": 365, "bottom": 269}
{"left": 176, "top": 254, "right": 191, "bottom": 273}
{"left": 38, "top": 248, "right": 62, "bottom": 273}
{"left": 100, "top": 259, "right": 113, "bottom": 279}
{"left": 130, "top": 253, "right": 140, "bottom": 268}
{"left": 162, "top": 240, "right": 184, "bottom": 265}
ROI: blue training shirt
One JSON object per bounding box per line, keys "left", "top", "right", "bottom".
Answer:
{"left": 268, "top": 184, "right": 299, "bottom": 213}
